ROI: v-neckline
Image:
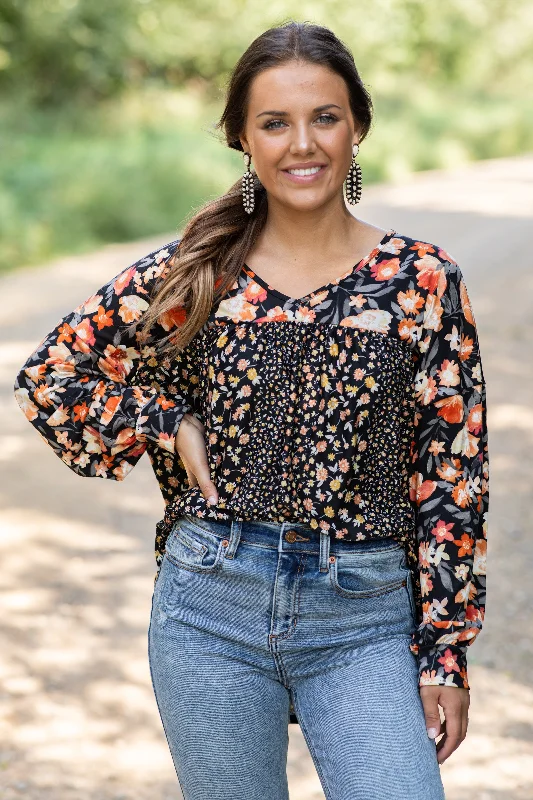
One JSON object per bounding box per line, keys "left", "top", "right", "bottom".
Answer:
{"left": 242, "top": 228, "right": 397, "bottom": 304}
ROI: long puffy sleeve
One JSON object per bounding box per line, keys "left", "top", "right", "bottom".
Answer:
{"left": 13, "top": 239, "right": 193, "bottom": 481}
{"left": 408, "top": 258, "right": 488, "bottom": 689}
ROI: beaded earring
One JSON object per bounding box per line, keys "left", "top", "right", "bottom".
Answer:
{"left": 345, "top": 143, "right": 362, "bottom": 205}
{"left": 242, "top": 152, "right": 255, "bottom": 214}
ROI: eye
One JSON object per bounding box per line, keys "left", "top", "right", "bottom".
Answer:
{"left": 264, "top": 119, "right": 286, "bottom": 130}
{"left": 263, "top": 113, "right": 338, "bottom": 130}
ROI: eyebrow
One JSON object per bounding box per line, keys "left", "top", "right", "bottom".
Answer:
{"left": 256, "top": 103, "right": 342, "bottom": 118}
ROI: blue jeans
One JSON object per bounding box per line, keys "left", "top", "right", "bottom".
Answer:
{"left": 148, "top": 514, "right": 445, "bottom": 800}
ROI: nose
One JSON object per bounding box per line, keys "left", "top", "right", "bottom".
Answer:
{"left": 289, "top": 120, "right": 316, "bottom": 155}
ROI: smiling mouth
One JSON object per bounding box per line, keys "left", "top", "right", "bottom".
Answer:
{"left": 283, "top": 165, "right": 325, "bottom": 176}
{"left": 282, "top": 165, "right": 327, "bottom": 182}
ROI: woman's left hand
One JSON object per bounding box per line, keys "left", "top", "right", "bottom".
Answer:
{"left": 420, "top": 685, "right": 470, "bottom": 764}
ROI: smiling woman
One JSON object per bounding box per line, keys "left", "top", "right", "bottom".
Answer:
{"left": 13, "top": 19, "right": 487, "bottom": 800}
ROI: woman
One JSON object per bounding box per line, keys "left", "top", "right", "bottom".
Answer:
{"left": 14, "top": 20, "right": 488, "bottom": 800}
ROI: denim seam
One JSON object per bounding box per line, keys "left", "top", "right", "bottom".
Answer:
{"left": 269, "top": 553, "right": 307, "bottom": 643}
{"left": 147, "top": 613, "right": 187, "bottom": 795}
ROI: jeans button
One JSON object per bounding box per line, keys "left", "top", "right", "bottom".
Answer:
{"left": 284, "top": 530, "right": 297, "bottom": 542}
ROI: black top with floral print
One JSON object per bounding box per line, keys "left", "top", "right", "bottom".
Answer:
{"left": 14, "top": 228, "right": 488, "bottom": 691}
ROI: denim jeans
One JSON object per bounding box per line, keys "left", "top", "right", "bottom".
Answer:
{"left": 148, "top": 514, "right": 446, "bottom": 800}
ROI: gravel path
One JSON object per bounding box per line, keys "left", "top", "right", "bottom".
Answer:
{"left": 1, "top": 153, "right": 532, "bottom": 798}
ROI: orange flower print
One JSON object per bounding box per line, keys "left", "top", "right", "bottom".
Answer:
{"left": 454, "top": 533, "right": 474, "bottom": 558}
{"left": 410, "top": 472, "right": 437, "bottom": 504}
{"left": 410, "top": 241, "right": 436, "bottom": 257}
{"left": 159, "top": 305, "right": 187, "bottom": 331}
{"left": 98, "top": 344, "right": 138, "bottom": 383}
{"left": 111, "top": 427, "right": 137, "bottom": 455}
{"left": 113, "top": 266, "right": 136, "bottom": 295}
{"left": 437, "top": 359, "right": 460, "bottom": 387}
{"left": 434, "top": 394, "right": 464, "bottom": 424}
{"left": 57, "top": 322, "right": 74, "bottom": 343}
{"left": 431, "top": 520, "right": 455, "bottom": 543}
{"left": 467, "top": 404, "right": 483, "bottom": 435}
{"left": 157, "top": 395, "right": 176, "bottom": 410}
{"left": 118, "top": 294, "right": 149, "bottom": 324}
{"left": 73, "top": 401, "right": 90, "bottom": 423}
{"left": 156, "top": 432, "right": 175, "bottom": 453}
{"left": 243, "top": 280, "right": 268, "bottom": 304}
{"left": 436, "top": 458, "right": 462, "bottom": 483}
{"left": 459, "top": 335, "right": 474, "bottom": 362}
{"left": 216, "top": 294, "right": 259, "bottom": 323}
{"left": 295, "top": 305, "right": 317, "bottom": 323}
{"left": 438, "top": 648, "right": 461, "bottom": 674}
{"left": 451, "top": 478, "right": 471, "bottom": 508}
{"left": 415, "top": 255, "right": 447, "bottom": 297}
{"left": 101, "top": 395, "right": 122, "bottom": 424}
{"left": 460, "top": 279, "right": 475, "bottom": 324}
{"left": 72, "top": 318, "right": 96, "bottom": 354}
{"left": 397, "top": 289, "right": 424, "bottom": 315}
{"left": 92, "top": 305, "right": 114, "bottom": 331}
{"left": 429, "top": 440, "right": 445, "bottom": 455}
{"left": 349, "top": 293, "right": 366, "bottom": 309}
{"left": 370, "top": 257, "right": 400, "bottom": 281}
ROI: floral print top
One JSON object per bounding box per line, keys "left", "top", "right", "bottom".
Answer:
{"left": 13, "top": 228, "right": 488, "bottom": 691}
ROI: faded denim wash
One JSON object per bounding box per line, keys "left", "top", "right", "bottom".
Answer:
{"left": 148, "top": 514, "right": 446, "bottom": 800}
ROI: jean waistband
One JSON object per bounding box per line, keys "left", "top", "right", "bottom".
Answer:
{"left": 178, "top": 513, "right": 403, "bottom": 560}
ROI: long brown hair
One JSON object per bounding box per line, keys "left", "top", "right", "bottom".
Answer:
{"left": 135, "top": 20, "right": 374, "bottom": 357}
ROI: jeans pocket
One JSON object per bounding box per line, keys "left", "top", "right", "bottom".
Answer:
{"left": 164, "top": 515, "right": 227, "bottom": 574}
{"left": 329, "top": 544, "right": 408, "bottom": 599}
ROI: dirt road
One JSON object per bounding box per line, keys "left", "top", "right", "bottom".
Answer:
{"left": 1, "top": 154, "right": 532, "bottom": 799}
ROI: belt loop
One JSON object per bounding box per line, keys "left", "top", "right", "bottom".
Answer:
{"left": 278, "top": 521, "right": 286, "bottom": 553}
{"left": 224, "top": 518, "right": 242, "bottom": 559}
{"left": 319, "top": 530, "right": 331, "bottom": 573}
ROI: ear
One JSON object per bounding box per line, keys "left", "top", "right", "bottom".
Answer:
{"left": 239, "top": 135, "right": 250, "bottom": 154}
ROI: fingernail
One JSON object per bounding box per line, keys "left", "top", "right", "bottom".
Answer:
{"left": 207, "top": 495, "right": 217, "bottom": 505}
{"left": 427, "top": 727, "right": 439, "bottom": 739}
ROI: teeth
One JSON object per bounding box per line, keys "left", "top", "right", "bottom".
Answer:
{"left": 287, "top": 166, "right": 322, "bottom": 176}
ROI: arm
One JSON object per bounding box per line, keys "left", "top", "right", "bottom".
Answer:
{"left": 408, "top": 259, "right": 488, "bottom": 689}
{"left": 13, "top": 240, "right": 192, "bottom": 480}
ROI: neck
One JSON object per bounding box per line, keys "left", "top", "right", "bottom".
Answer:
{"left": 260, "top": 193, "right": 359, "bottom": 261}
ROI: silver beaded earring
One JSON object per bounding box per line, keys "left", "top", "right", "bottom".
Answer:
{"left": 345, "top": 143, "right": 362, "bottom": 205}
{"left": 242, "top": 152, "right": 255, "bottom": 214}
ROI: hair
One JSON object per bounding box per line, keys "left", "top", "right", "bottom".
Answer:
{"left": 134, "top": 20, "right": 374, "bottom": 357}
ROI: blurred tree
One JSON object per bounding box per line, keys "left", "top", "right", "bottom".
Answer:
{"left": 0, "top": 0, "right": 531, "bottom": 108}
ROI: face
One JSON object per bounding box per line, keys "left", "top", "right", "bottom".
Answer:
{"left": 239, "top": 60, "right": 361, "bottom": 212}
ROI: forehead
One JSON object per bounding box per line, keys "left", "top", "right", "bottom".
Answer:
{"left": 247, "top": 61, "right": 349, "bottom": 109}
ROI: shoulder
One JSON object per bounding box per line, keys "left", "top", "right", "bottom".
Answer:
{"left": 124, "top": 237, "right": 182, "bottom": 289}
{"left": 387, "top": 230, "right": 466, "bottom": 292}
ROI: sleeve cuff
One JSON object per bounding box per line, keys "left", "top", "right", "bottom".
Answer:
{"left": 135, "top": 393, "right": 191, "bottom": 453}
{"left": 411, "top": 641, "right": 470, "bottom": 689}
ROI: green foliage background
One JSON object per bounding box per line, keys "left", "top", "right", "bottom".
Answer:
{"left": 1, "top": 0, "right": 531, "bottom": 271}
